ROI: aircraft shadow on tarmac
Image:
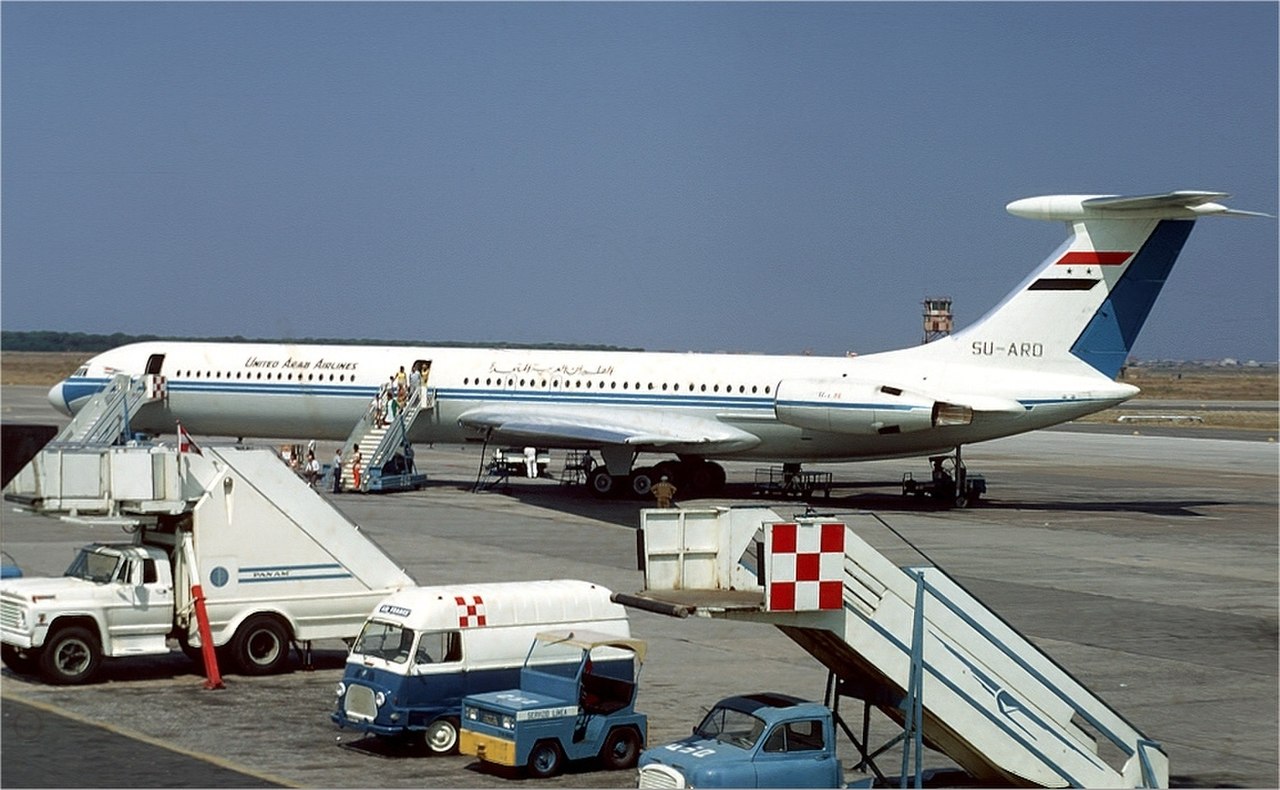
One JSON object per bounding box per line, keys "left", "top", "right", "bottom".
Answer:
{"left": 444, "top": 480, "right": 1227, "bottom": 524}
{"left": 972, "top": 498, "right": 1226, "bottom": 517}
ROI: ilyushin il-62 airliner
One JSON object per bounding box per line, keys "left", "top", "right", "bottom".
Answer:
{"left": 48, "top": 191, "right": 1264, "bottom": 499}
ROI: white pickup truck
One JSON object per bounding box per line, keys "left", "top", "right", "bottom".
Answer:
{"left": 2, "top": 444, "right": 415, "bottom": 684}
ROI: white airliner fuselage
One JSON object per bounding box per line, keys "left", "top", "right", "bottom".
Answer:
{"left": 48, "top": 191, "right": 1263, "bottom": 496}
{"left": 53, "top": 342, "right": 1123, "bottom": 456}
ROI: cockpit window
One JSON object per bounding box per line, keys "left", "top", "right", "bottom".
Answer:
{"left": 72, "top": 367, "right": 89, "bottom": 378}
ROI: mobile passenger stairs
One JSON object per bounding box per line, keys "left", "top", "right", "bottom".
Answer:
{"left": 50, "top": 372, "right": 168, "bottom": 446}
{"left": 330, "top": 384, "right": 433, "bottom": 493}
{"left": 615, "top": 507, "right": 1168, "bottom": 789}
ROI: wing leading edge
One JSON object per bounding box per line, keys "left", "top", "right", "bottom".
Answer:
{"left": 456, "top": 404, "right": 762, "bottom": 454}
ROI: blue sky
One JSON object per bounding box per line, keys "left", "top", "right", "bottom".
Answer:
{"left": 3, "top": 2, "right": 1276, "bottom": 361}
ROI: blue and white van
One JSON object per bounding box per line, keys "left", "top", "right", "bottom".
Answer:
{"left": 330, "top": 579, "right": 629, "bottom": 754}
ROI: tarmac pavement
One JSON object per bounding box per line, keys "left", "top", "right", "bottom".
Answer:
{"left": 1, "top": 385, "right": 1276, "bottom": 788}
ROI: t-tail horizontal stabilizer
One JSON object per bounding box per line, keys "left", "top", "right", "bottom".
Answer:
{"left": 1007, "top": 190, "right": 1273, "bottom": 220}
{"left": 947, "top": 190, "right": 1268, "bottom": 379}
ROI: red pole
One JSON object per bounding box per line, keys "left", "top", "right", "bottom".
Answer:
{"left": 191, "top": 584, "right": 224, "bottom": 690}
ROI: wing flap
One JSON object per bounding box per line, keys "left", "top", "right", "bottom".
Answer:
{"left": 457, "top": 405, "right": 762, "bottom": 453}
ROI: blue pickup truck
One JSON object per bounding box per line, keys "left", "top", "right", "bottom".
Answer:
{"left": 637, "top": 693, "right": 844, "bottom": 788}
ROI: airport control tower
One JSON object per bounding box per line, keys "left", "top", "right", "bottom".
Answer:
{"left": 922, "top": 296, "right": 953, "bottom": 344}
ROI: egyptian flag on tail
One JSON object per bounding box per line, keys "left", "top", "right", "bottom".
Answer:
{"left": 177, "top": 421, "right": 202, "bottom": 455}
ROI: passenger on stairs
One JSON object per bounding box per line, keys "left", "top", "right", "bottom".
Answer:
{"left": 382, "top": 376, "right": 398, "bottom": 424}
{"left": 395, "top": 366, "right": 408, "bottom": 407}
{"left": 351, "top": 445, "right": 363, "bottom": 491}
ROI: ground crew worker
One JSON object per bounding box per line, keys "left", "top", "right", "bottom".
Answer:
{"left": 652, "top": 475, "right": 677, "bottom": 508}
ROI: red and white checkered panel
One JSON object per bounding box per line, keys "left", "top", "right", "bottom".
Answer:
{"left": 767, "top": 522, "right": 845, "bottom": 611}
{"left": 455, "top": 595, "right": 487, "bottom": 627}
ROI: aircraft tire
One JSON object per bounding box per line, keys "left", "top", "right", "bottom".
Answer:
{"left": 652, "top": 460, "right": 681, "bottom": 486}
{"left": 587, "top": 468, "right": 620, "bottom": 499}
{"left": 630, "top": 468, "right": 656, "bottom": 498}
{"left": 680, "top": 460, "right": 726, "bottom": 495}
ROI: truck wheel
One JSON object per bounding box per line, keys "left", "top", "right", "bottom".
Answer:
{"left": 39, "top": 626, "right": 101, "bottom": 685}
{"left": 599, "top": 726, "right": 641, "bottom": 770}
{"left": 527, "top": 740, "right": 565, "bottom": 779}
{"left": 1, "top": 644, "right": 40, "bottom": 676}
{"left": 425, "top": 717, "right": 460, "bottom": 755}
{"left": 231, "top": 615, "right": 291, "bottom": 675}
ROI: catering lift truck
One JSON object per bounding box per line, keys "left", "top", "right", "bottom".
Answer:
{"left": 1, "top": 373, "right": 415, "bottom": 685}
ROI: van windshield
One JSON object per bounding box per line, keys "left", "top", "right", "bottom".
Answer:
{"left": 353, "top": 620, "right": 417, "bottom": 664}
{"left": 65, "top": 548, "right": 122, "bottom": 584}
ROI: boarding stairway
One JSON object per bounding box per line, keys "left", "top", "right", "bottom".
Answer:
{"left": 332, "top": 384, "right": 433, "bottom": 492}
{"left": 618, "top": 507, "right": 1168, "bottom": 789}
{"left": 51, "top": 373, "right": 167, "bottom": 446}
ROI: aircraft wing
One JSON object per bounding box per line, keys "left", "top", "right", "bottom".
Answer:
{"left": 456, "top": 404, "right": 762, "bottom": 454}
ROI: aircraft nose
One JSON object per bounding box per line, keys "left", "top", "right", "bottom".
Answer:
{"left": 47, "top": 381, "right": 72, "bottom": 416}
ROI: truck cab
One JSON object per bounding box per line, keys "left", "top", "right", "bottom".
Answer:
{"left": 637, "top": 693, "right": 842, "bottom": 789}
{"left": 460, "top": 629, "right": 648, "bottom": 778}
{"left": 1, "top": 543, "right": 174, "bottom": 684}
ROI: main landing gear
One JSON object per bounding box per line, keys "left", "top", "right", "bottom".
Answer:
{"left": 586, "top": 459, "right": 726, "bottom": 500}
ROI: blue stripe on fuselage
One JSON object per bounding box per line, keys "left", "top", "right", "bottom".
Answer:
{"left": 63, "top": 377, "right": 1102, "bottom": 418}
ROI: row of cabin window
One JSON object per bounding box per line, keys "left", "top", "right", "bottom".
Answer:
{"left": 167, "top": 370, "right": 773, "bottom": 395}
{"left": 462, "top": 376, "right": 773, "bottom": 394}
{"left": 174, "top": 370, "right": 355, "bottom": 382}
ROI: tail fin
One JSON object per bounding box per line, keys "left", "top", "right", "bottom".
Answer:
{"left": 946, "top": 191, "right": 1266, "bottom": 379}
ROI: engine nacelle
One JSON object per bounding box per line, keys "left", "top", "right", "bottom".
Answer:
{"left": 774, "top": 378, "right": 947, "bottom": 435}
